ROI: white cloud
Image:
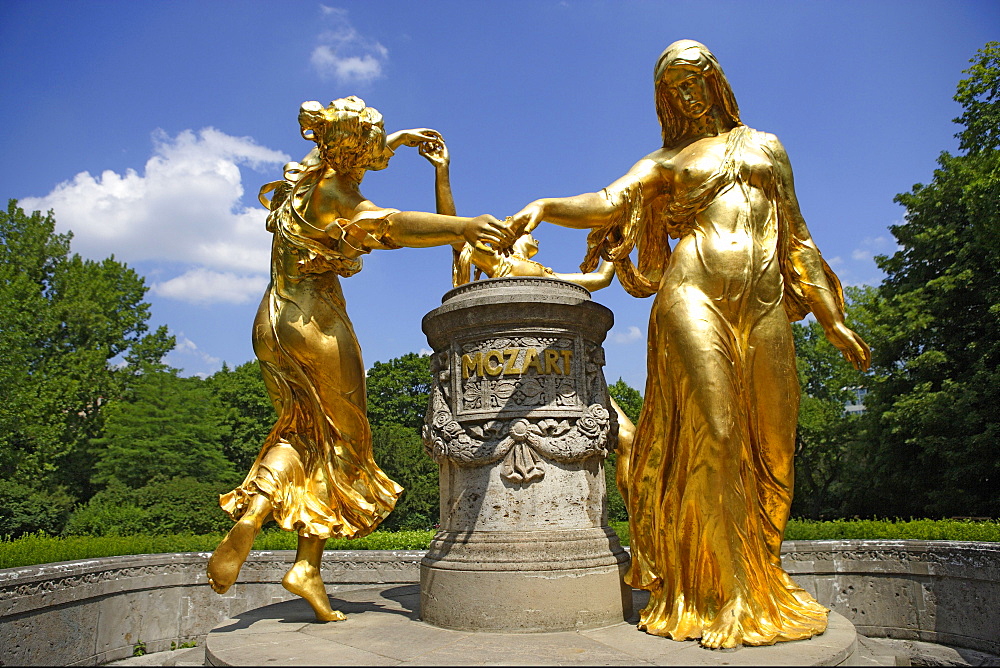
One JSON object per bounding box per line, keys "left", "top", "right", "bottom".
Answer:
{"left": 310, "top": 7, "right": 388, "bottom": 84}
{"left": 850, "top": 235, "right": 897, "bottom": 263}
{"left": 166, "top": 333, "right": 222, "bottom": 377}
{"left": 152, "top": 269, "right": 268, "bottom": 305}
{"left": 610, "top": 325, "right": 643, "bottom": 344}
{"left": 20, "top": 128, "right": 288, "bottom": 273}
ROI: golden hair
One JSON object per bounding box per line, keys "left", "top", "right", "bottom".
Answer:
{"left": 654, "top": 40, "right": 741, "bottom": 148}
{"left": 297, "top": 96, "right": 388, "bottom": 178}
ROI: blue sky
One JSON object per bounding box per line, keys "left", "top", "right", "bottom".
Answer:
{"left": 2, "top": 1, "right": 996, "bottom": 389}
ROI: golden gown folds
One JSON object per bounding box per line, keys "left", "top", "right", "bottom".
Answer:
{"left": 220, "top": 172, "right": 403, "bottom": 540}
{"left": 611, "top": 126, "right": 839, "bottom": 644}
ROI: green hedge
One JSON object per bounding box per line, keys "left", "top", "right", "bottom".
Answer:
{"left": 2, "top": 519, "right": 997, "bottom": 570}
{"left": 0, "top": 529, "right": 436, "bottom": 570}
{"left": 784, "top": 518, "right": 1000, "bottom": 542}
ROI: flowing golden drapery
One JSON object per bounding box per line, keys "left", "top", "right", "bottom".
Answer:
{"left": 603, "top": 126, "right": 837, "bottom": 645}
{"left": 220, "top": 171, "right": 403, "bottom": 540}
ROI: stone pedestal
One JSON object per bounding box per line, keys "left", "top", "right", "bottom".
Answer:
{"left": 420, "top": 278, "right": 630, "bottom": 632}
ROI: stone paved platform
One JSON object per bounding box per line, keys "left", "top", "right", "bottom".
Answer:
{"left": 203, "top": 585, "right": 859, "bottom": 666}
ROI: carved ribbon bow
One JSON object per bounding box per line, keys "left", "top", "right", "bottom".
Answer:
{"left": 498, "top": 419, "right": 546, "bottom": 484}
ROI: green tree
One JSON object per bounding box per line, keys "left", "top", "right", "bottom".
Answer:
{"left": 364, "top": 353, "right": 437, "bottom": 528}
{"left": 790, "top": 317, "right": 866, "bottom": 519}
{"left": 366, "top": 352, "right": 432, "bottom": 429}
{"left": 0, "top": 201, "right": 173, "bottom": 530}
{"left": 858, "top": 43, "right": 1000, "bottom": 518}
{"left": 608, "top": 378, "right": 643, "bottom": 424}
{"left": 0, "top": 482, "right": 76, "bottom": 538}
{"left": 606, "top": 377, "right": 644, "bottom": 522}
{"left": 372, "top": 424, "right": 439, "bottom": 530}
{"left": 209, "top": 361, "right": 275, "bottom": 471}
{"left": 92, "top": 371, "right": 232, "bottom": 488}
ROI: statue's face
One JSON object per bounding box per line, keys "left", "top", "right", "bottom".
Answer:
{"left": 664, "top": 66, "right": 712, "bottom": 120}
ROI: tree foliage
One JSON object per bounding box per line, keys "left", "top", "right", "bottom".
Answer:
{"left": 64, "top": 477, "right": 235, "bottom": 536}
{"left": 857, "top": 42, "right": 1000, "bottom": 518}
{"left": 606, "top": 377, "right": 644, "bottom": 521}
{"left": 365, "top": 352, "right": 431, "bottom": 430}
{"left": 790, "top": 317, "right": 866, "bottom": 519}
{"left": 0, "top": 482, "right": 76, "bottom": 538}
{"left": 608, "top": 377, "right": 643, "bottom": 424}
{"left": 209, "top": 361, "right": 275, "bottom": 472}
{"left": 0, "top": 200, "right": 174, "bottom": 531}
{"left": 372, "top": 424, "right": 439, "bottom": 530}
{"left": 92, "top": 370, "right": 233, "bottom": 489}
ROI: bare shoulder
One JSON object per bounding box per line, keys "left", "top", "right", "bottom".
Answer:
{"left": 627, "top": 150, "right": 676, "bottom": 181}
{"left": 605, "top": 151, "right": 669, "bottom": 194}
{"left": 755, "top": 130, "right": 787, "bottom": 157}
{"left": 643, "top": 146, "right": 674, "bottom": 165}
{"left": 353, "top": 199, "right": 386, "bottom": 214}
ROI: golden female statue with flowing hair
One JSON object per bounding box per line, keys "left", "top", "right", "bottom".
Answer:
{"left": 206, "top": 96, "right": 510, "bottom": 621}
{"left": 508, "top": 40, "right": 870, "bottom": 648}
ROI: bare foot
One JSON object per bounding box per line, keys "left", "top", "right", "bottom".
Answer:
{"left": 207, "top": 519, "right": 257, "bottom": 594}
{"left": 282, "top": 560, "right": 346, "bottom": 622}
{"left": 701, "top": 596, "right": 745, "bottom": 649}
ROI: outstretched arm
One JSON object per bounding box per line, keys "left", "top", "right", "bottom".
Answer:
{"left": 768, "top": 135, "right": 871, "bottom": 371}
{"left": 553, "top": 260, "right": 615, "bottom": 291}
{"left": 342, "top": 203, "right": 511, "bottom": 250}
{"left": 386, "top": 210, "right": 509, "bottom": 248}
{"left": 506, "top": 157, "right": 665, "bottom": 236}
{"left": 415, "top": 134, "right": 467, "bottom": 283}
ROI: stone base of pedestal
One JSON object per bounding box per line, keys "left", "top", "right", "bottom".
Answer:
{"left": 420, "top": 527, "right": 631, "bottom": 632}
{"left": 203, "top": 585, "right": 860, "bottom": 666}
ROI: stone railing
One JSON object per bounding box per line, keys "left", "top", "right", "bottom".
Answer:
{"left": 0, "top": 550, "right": 423, "bottom": 666}
{"left": 1, "top": 540, "right": 997, "bottom": 666}
{"left": 782, "top": 540, "right": 1000, "bottom": 656}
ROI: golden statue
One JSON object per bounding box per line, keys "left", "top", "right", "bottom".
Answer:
{"left": 452, "top": 232, "right": 615, "bottom": 291}
{"left": 507, "top": 40, "right": 871, "bottom": 648}
{"left": 206, "top": 96, "right": 510, "bottom": 621}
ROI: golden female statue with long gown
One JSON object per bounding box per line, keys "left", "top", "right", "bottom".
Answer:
{"left": 206, "top": 96, "right": 510, "bottom": 621}
{"left": 508, "top": 40, "right": 870, "bottom": 649}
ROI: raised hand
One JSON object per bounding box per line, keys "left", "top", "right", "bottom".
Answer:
{"left": 386, "top": 128, "right": 442, "bottom": 151}
{"left": 418, "top": 134, "right": 449, "bottom": 170}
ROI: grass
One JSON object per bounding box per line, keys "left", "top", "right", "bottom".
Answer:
{"left": 2, "top": 519, "right": 997, "bottom": 570}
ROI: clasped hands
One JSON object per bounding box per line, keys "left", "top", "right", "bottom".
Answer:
{"left": 478, "top": 201, "right": 545, "bottom": 253}
{"left": 464, "top": 203, "right": 542, "bottom": 253}
{"left": 458, "top": 200, "right": 545, "bottom": 253}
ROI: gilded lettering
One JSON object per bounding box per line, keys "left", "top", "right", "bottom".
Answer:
{"left": 544, "top": 349, "right": 562, "bottom": 375}
{"left": 462, "top": 352, "right": 483, "bottom": 379}
{"left": 521, "top": 347, "right": 543, "bottom": 374}
{"left": 561, "top": 349, "right": 573, "bottom": 375}
{"left": 485, "top": 350, "right": 504, "bottom": 376}
{"left": 502, "top": 348, "right": 520, "bottom": 374}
